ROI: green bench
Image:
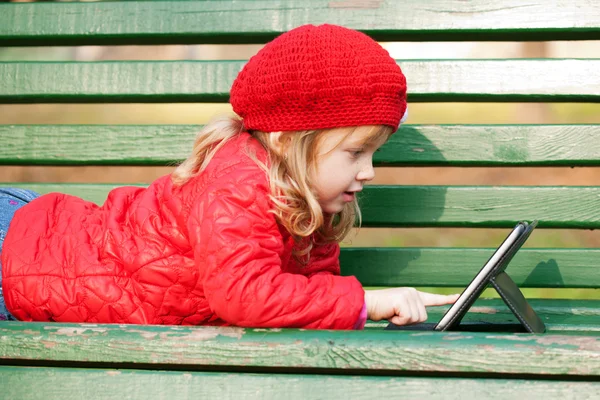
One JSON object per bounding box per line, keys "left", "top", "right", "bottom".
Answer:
{"left": 2, "top": 0, "right": 600, "bottom": 398}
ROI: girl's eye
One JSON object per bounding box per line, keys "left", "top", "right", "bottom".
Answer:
{"left": 350, "top": 149, "right": 364, "bottom": 158}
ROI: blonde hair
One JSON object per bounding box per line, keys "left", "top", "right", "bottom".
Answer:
{"left": 172, "top": 115, "right": 393, "bottom": 260}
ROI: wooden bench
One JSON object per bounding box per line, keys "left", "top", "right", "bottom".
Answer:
{"left": 2, "top": 1, "right": 600, "bottom": 398}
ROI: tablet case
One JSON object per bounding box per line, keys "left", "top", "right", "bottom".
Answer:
{"left": 386, "top": 221, "right": 546, "bottom": 333}
{"left": 490, "top": 271, "right": 545, "bottom": 333}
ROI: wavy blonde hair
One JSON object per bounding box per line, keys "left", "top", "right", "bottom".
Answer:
{"left": 172, "top": 115, "right": 393, "bottom": 259}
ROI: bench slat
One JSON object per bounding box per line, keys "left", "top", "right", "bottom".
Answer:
{"left": 1, "top": 320, "right": 599, "bottom": 376}
{"left": 360, "top": 186, "right": 600, "bottom": 228}
{"left": 382, "top": 298, "right": 600, "bottom": 331}
{"left": 2, "top": 366, "right": 599, "bottom": 399}
{"left": 2, "top": 0, "right": 600, "bottom": 46}
{"left": 341, "top": 248, "right": 600, "bottom": 288}
{"left": 4, "top": 183, "right": 600, "bottom": 229}
{"left": 3, "top": 124, "right": 600, "bottom": 167}
{"left": 2, "top": 60, "right": 599, "bottom": 103}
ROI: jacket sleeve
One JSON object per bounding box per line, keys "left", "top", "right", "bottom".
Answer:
{"left": 303, "top": 242, "right": 367, "bottom": 329}
{"left": 302, "top": 241, "right": 342, "bottom": 277}
{"left": 187, "top": 163, "right": 365, "bottom": 329}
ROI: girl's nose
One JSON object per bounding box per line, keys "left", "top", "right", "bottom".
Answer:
{"left": 357, "top": 160, "right": 375, "bottom": 182}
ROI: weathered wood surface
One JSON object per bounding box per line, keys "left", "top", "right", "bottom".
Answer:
{"left": 2, "top": 124, "right": 600, "bottom": 167}
{"left": 2, "top": 366, "right": 599, "bottom": 400}
{"left": 340, "top": 249, "right": 600, "bottom": 288}
{"left": 4, "top": 182, "right": 600, "bottom": 229}
{"left": 1, "top": 321, "right": 599, "bottom": 376}
{"left": 364, "top": 298, "right": 600, "bottom": 332}
{"left": 2, "top": 60, "right": 599, "bottom": 103}
{"left": 2, "top": 0, "right": 600, "bottom": 46}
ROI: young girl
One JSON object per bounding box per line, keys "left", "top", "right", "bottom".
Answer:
{"left": 0, "top": 24, "right": 458, "bottom": 329}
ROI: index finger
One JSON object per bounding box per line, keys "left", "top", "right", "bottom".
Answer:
{"left": 418, "top": 291, "right": 460, "bottom": 307}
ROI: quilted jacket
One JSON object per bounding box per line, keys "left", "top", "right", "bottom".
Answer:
{"left": 1, "top": 132, "right": 365, "bottom": 329}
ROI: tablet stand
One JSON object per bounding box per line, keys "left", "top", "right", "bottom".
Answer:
{"left": 489, "top": 271, "right": 546, "bottom": 333}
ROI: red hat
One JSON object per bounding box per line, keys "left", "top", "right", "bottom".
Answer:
{"left": 230, "top": 24, "right": 407, "bottom": 132}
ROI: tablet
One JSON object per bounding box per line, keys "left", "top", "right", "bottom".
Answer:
{"left": 386, "top": 220, "right": 545, "bottom": 333}
{"left": 435, "top": 221, "right": 535, "bottom": 330}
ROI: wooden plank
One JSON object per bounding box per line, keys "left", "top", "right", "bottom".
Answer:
{"left": 0, "top": 61, "right": 242, "bottom": 103}
{"left": 2, "top": 60, "right": 600, "bottom": 104}
{"left": 0, "top": 125, "right": 197, "bottom": 166}
{"left": 2, "top": 366, "right": 600, "bottom": 400}
{"left": 379, "top": 125, "right": 600, "bottom": 166}
{"left": 4, "top": 183, "right": 600, "bottom": 229}
{"left": 3, "top": 124, "right": 600, "bottom": 167}
{"left": 404, "top": 298, "right": 600, "bottom": 332}
{"left": 340, "top": 248, "right": 600, "bottom": 288}
{"left": 358, "top": 186, "right": 600, "bottom": 228}
{"left": 1, "top": 321, "right": 599, "bottom": 376}
{"left": 2, "top": 0, "right": 600, "bottom": 46}
{"left": 1, "top": 183, "right": 121, "bottom": 206}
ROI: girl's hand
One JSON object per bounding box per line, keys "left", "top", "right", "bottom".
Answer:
{"left": 364, "top": 288, "right": 460, "bottom": 326}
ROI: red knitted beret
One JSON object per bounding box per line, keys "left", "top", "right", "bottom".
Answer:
{"left": 230, "top": 24, "right": 407, "bottom": 133}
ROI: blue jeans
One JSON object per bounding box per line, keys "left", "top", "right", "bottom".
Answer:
{"left": 0, "top": 188, "right": 40, "bottom": 321}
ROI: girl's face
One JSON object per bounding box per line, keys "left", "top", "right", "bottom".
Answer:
{"left": 311, "top": 127, "right": 389, "bottom": 214}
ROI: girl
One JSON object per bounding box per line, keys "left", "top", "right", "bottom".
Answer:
{"left": 0, "top": 24, "right": 458, "bottom": 329}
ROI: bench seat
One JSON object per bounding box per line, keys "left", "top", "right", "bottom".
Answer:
{"left": 1, "top": 0, "right": 600, "bottom": 398}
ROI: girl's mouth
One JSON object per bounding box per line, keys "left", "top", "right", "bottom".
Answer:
{"left": 342, "top": 192, "right": 355, "bottom": 202}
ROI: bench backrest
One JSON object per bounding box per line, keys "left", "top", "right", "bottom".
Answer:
{"left": 1, "top": 0, "right": 600, "bottom": 294}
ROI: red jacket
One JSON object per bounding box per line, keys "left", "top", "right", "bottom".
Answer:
{"left": 1, "top": 133, "right": 364, "bottom": 329}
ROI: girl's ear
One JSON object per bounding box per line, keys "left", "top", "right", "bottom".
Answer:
{"left": 269, "top": 131, "right": 292, "bottom": 158}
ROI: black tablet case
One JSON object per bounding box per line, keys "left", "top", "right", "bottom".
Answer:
{"left": 386, "top": 221, "right": 546, "bottom": 333}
